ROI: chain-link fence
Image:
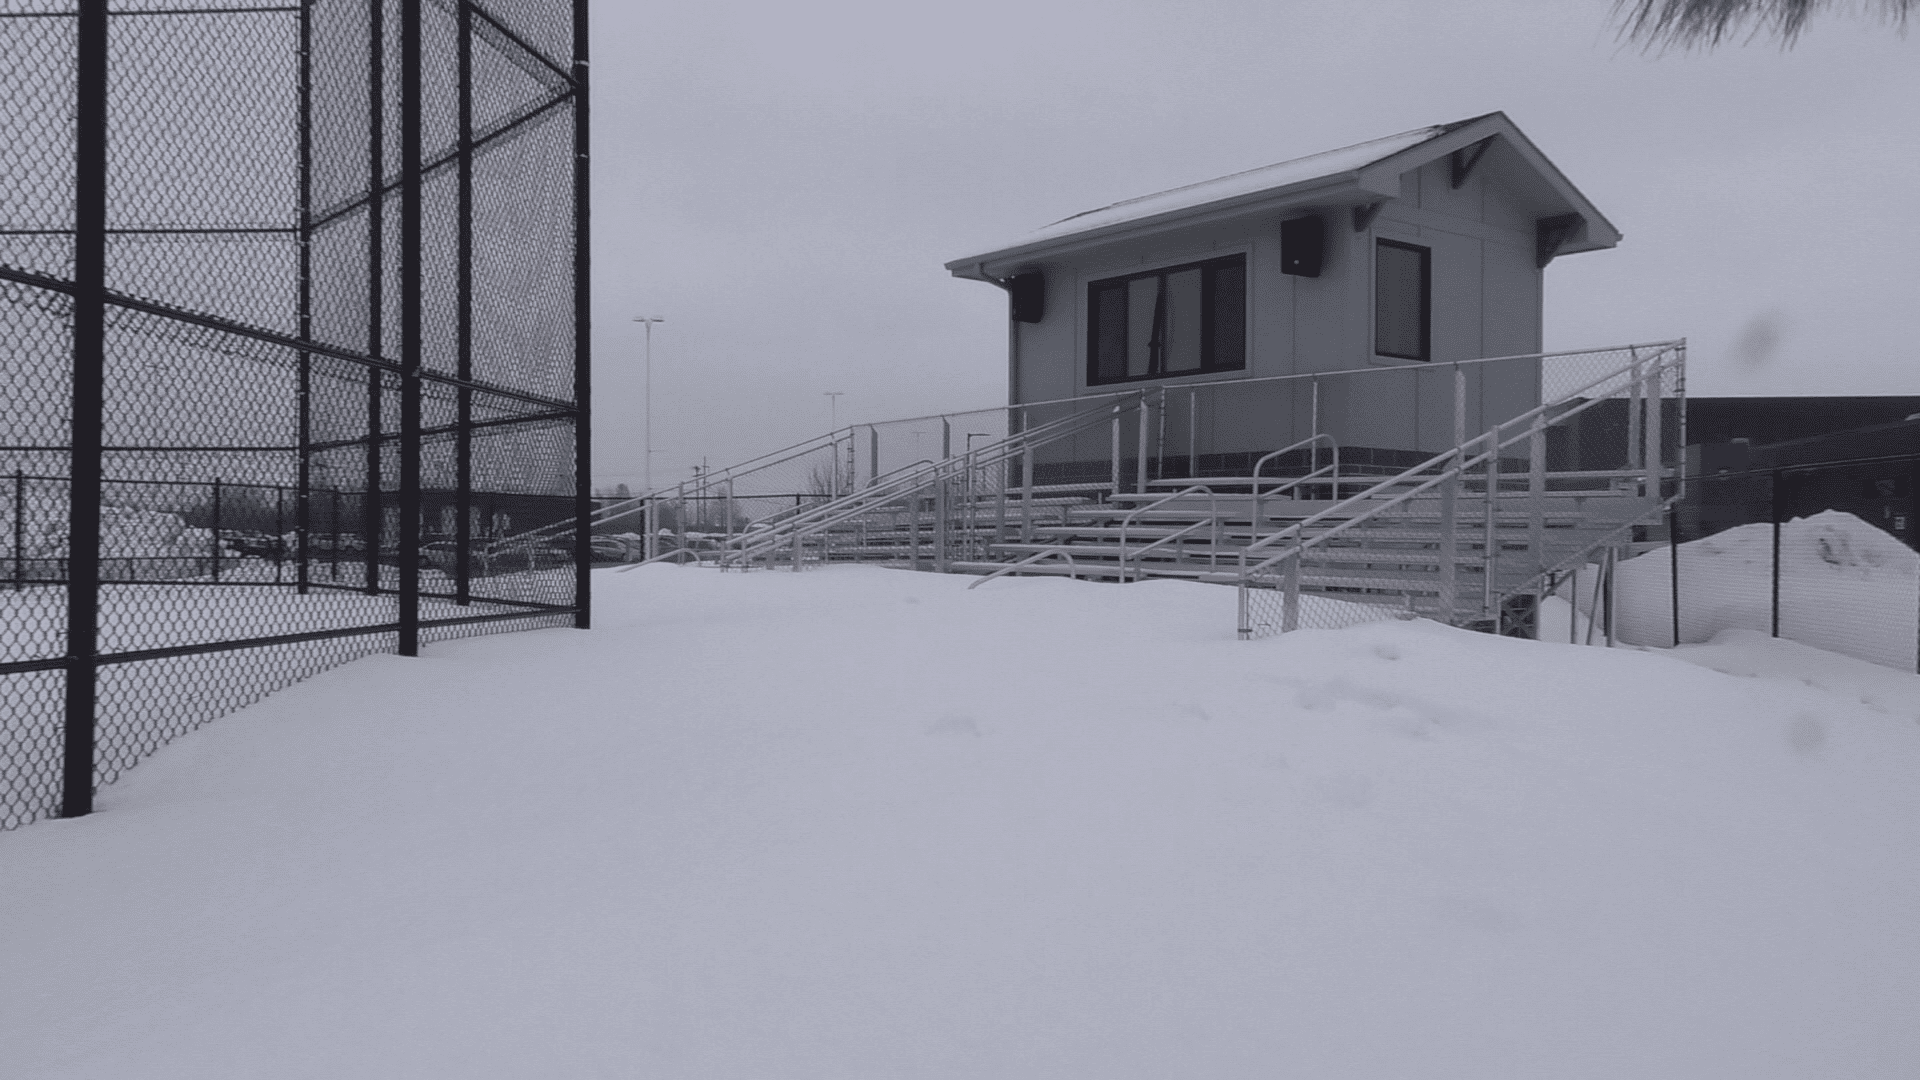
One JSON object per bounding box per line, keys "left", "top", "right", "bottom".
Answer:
{"left": 0, "top": 0, "right": 587, "bottom": 830}
{"left": 1559, "top": 454, "right": 1920, "bottom": 672}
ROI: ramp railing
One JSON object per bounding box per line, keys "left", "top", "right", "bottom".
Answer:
{"left": 1235, "top": 342, "right": 1685, "bottom": 638}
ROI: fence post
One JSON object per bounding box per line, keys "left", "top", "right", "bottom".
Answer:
{"left": 13, "top": 470, "right": 23, "bottom": 590}
{"left": 395, "top": 0, "right": 424, "bottom": 657}
{"left": 331, "top": 487, "right": 342, "bottom": 580}
{"left": 62, "top": 0, "right": 109, "bottom": 819}
{"left": 454, "top": 0, "right": 475, "bottom": 609}
{"left": 1110, "top": 404, "right": 1122, "bottom": 498}
{"left": 274, "top": 485, "right": 285, "bottom": 584}
{"left": 1770, "top": 469, "right": 1782, "bottom": 638}
{"left": 364, "top": 0, "right": 386, "bottom": 599}
{"left": 211, "top": 478, "right": 223, "bottom": 583}
{"left": 1644, "top": 354, "right": 1663, "bottom": 497}
{"left": 295, "top": 0, "right": 313, "bottom": 597}
{"left": 1668, "top": 502, "right": 1680, "bottom": 647}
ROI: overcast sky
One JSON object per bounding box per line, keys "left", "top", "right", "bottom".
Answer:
{"left": 586, "top": 0, "right": 1919, "bottom": 491}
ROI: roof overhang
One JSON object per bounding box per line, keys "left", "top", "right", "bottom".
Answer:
{"left": 947, "top": 111, "right": 1622, "bottom": 283}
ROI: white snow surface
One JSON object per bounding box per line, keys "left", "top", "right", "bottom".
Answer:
{"left": 1596, "top": 510, "right": 1920, "bottom": 669}
{"left": 4, "top": 564, "right": 1919, "bottom": 1078}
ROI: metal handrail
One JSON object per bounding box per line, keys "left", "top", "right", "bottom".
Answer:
{"left": 966, "top": 547, "right": 1080, "bottom": 589}
{"left": 1236, "top": 345, "right": 1679, "bottom": 581}
{"left": 1249, "top": 433, "right": 1340, "bottom": 539}
{"left": 722, "top": 397, "right": 1145, "bottom": 567}
{"left": 1117, "top": 484, "right": 1217, "bottom": 582}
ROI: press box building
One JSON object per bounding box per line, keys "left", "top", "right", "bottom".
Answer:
{"left": 945, "top": 111, "right": 1621, "bottom": 474}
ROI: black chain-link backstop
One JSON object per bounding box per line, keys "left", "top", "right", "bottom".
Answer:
{"left": 1, "top": 0, "right": 588, "bottom": 830}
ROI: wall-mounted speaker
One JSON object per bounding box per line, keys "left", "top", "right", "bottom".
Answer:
{"left": 1007, "top": 270, "right": 1044, "bottom": 323}
{"left": 1281, "top": 215, "right": 1325, "bottom": 278}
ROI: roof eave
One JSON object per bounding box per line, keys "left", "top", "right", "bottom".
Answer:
{"left": 945, "top": 175, "right": 1377, "bottom": 280}
{"left": 1358, "top": 112, "right": 1622, "bottom": 251}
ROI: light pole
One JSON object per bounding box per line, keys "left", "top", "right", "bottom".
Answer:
{"left": 632, "top": 316, "right": 665, "bottom": 494}
{"left": 823, "top": 391, "right": 844, "bottom": 430}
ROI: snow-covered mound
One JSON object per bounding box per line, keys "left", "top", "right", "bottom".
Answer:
{"left": 0, "top": 479, "right": 215, "bottom": 565}
{"left": 1599, "top": 510, "right": 1919, "bottom": 670}
{"left": 1, "top": 565, "right": 1916, "bottom": 1079}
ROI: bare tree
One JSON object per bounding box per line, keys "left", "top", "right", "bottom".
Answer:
{"left": 1617, "top": 0, "right": 1914, "bottom": 48}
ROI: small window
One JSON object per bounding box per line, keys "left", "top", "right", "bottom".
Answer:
{"left": 1087, "top": 255, "right": 1245, "bottom": 385}
{"left": 1374, "top": 239, "right": 1429, "bottom": 361}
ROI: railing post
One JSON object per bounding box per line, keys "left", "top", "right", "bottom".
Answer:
{"left": 1110, "top": 404, "right": 1122, "bottom": 498}
{"left": 1136, "top": 393, "right": 1150, "bottom": 493}
{"left": 1528, "top": 418, "right": 1545, "bottom": 581}
{"left": 1156, "top": 386, "right": 1167, "bottom": 483}
{"left": 1021, "top": 432, "right": 1035, "bottom": 544}
{"left": 1437, "top": 458, "right": 1458, "bottom": 626}
{"left": 934, "top": 472, "right": 949, "bottom": 572}
{"left": 1482, "top": 430, "right": 1498, "bottom": 620}
{"left": 1189, "top": 387, "right": 1198, "bottom": 478}
{"left": 1453, "top": 363, "right": 1466, "bottom": 449}
{"left": 1283, "top": 552, "right": 1301, "bottom": 632}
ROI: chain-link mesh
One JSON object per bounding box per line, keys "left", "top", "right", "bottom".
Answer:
{"left": 0, "top": 1, "right": 583, "bottom": 831}
{"left": 1576, "top": 456, "right": 1920, "bottom": 671}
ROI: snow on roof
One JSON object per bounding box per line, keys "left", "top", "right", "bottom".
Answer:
{"left": 949, "top": 118, "right": 1484, "bottom": 271}
{"left": 1026, "top": 123, "right": 1448, "bottom": 245}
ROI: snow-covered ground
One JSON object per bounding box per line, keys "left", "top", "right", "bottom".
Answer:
{"left": 1580, "top": 510, "right": 1920, "bottom": 670}
{"left": 3, "top": 564, "right": 1918, "bottom": 1078}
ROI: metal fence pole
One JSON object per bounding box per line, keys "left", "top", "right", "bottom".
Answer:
{"left": 1668, "top": 502, "right": 1680, "bottom": 647}
{"left": 62, "top": 0, "right": 109, "bottom": 819}
{"left": 1771, "top": 469, "right": 1782, "bottom": 638}
{"left": 295, "top": 0, "right": 313, "bottom": 596}
{"left": 397, "top": 0, "right": 423, "bottom": 656}
{"left": 211, "top": 478, "right": 223, "bottom": 583}
{"left": 454, "top": 0, "right": 474, "bottom": 608}
{"left": 364, "top": 0, "right": 386, "bottom": 597}
{"left": 571, "top": 0, "right": 594, "bottom": 633}
{"left": 13, "top": 470, "right": 24, "bottom": 590}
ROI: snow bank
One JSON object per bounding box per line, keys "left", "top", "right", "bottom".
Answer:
{"left": 0, "top": 480, "right": 215, "bottom": 565}
{"left": 1586, "top": 510, "right": 1919, "bottom": 670}
{"left": 2, "top": 565, "right": 1917, "bottom": 1079}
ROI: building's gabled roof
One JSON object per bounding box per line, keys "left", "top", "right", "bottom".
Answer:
{"left": 947, "top": 111, "right": 1621, "bottom": 280}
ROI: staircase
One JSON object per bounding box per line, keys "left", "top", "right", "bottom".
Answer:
{"left": 596, "top": 342, "right": 1685, "bottom": 641}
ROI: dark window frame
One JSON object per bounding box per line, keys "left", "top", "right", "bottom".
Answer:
{"left": 1373, "top": 238, "right": 1431, "bottom": 362}
{"left": 1085, "top": 254, "right": 1247, "bottom": 386}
